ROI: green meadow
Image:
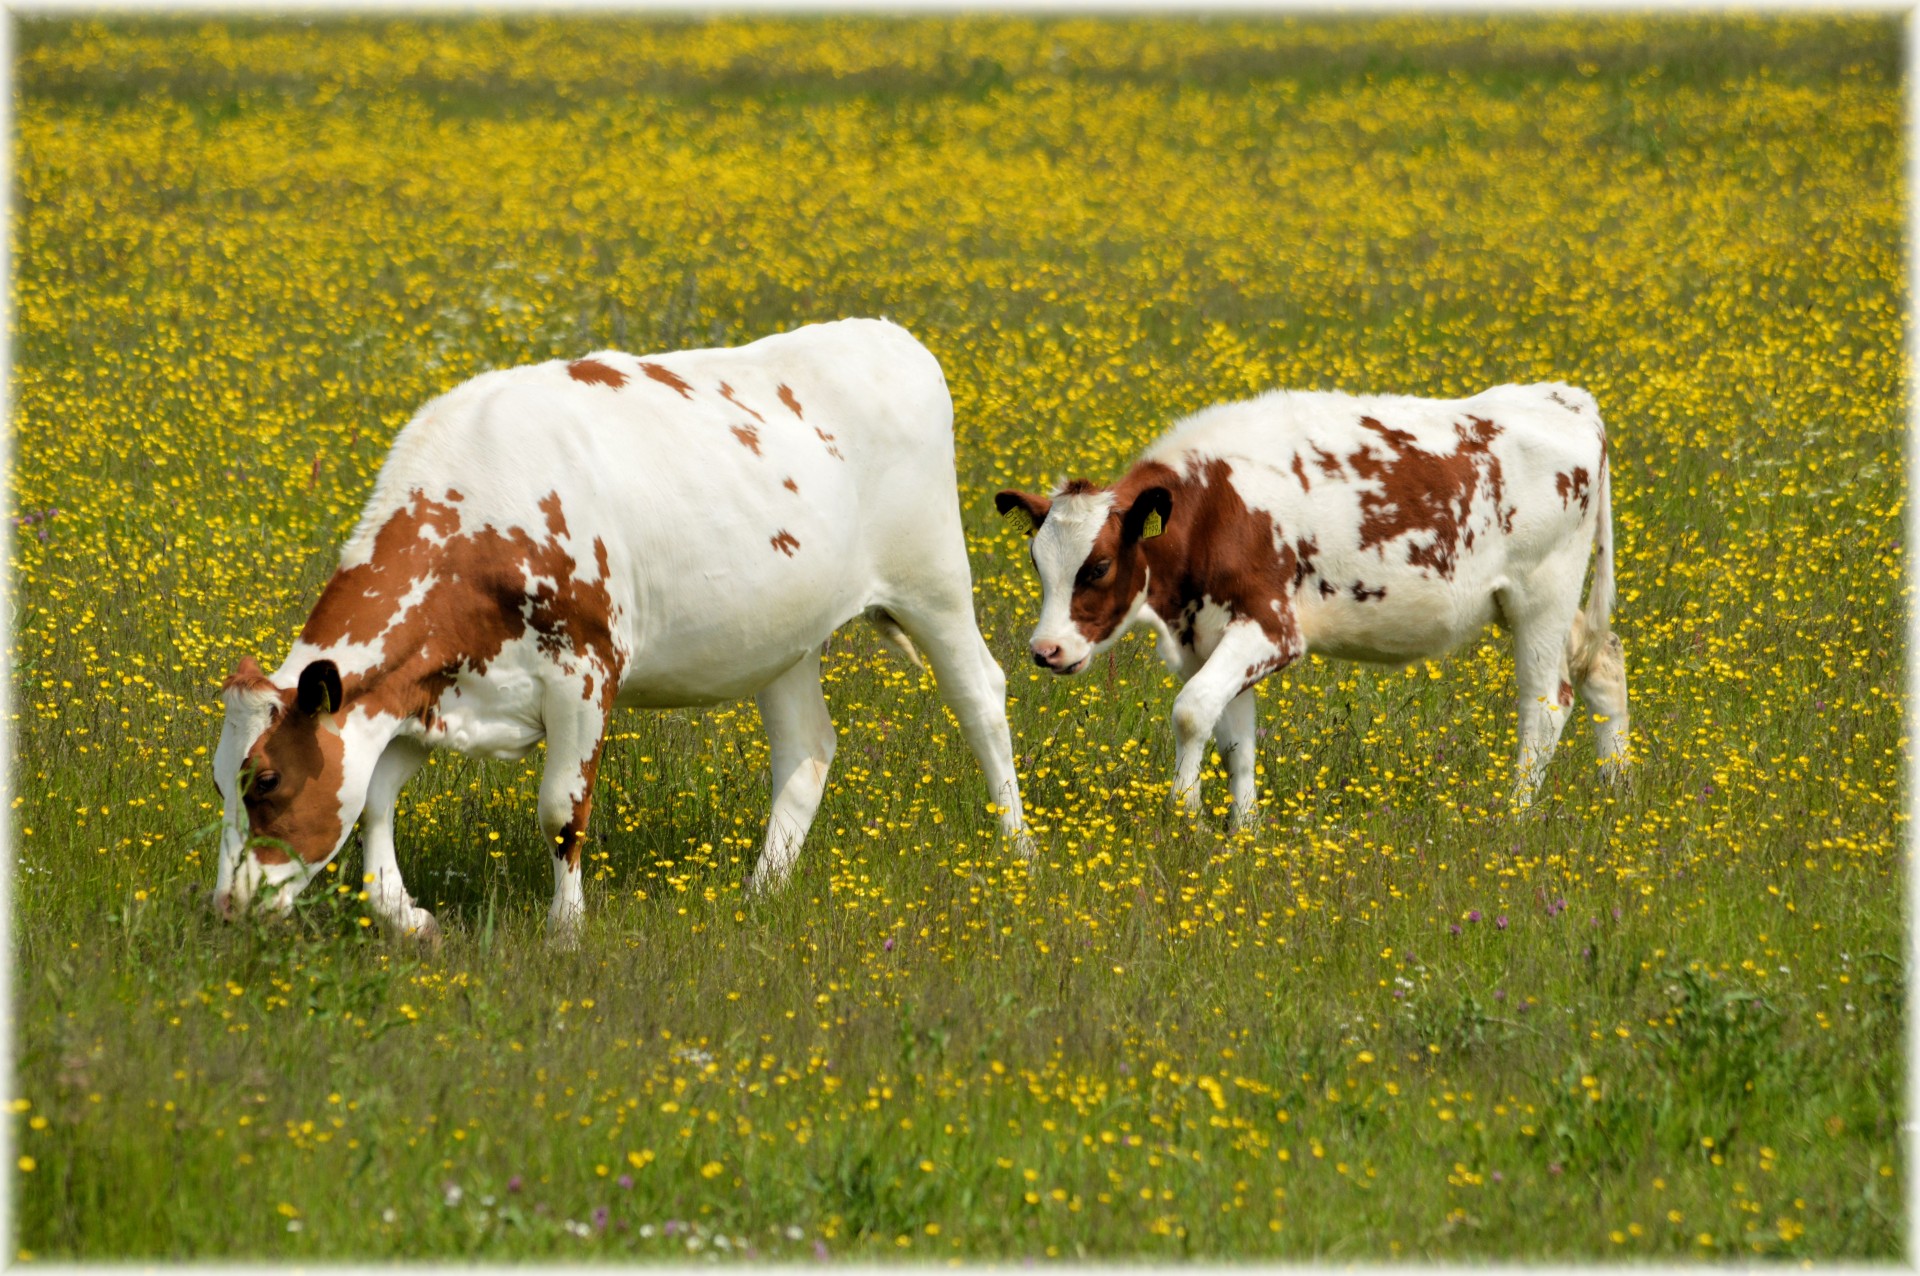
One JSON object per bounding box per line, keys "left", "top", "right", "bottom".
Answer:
{"left": 10, "top": 14, "right": 1905, "bottom": 1260}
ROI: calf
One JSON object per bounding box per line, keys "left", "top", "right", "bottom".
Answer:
{"left": 214, "top": 318, "right": 1029, "bottom": 943}
{"left": 997, "top": 383, "right": 1628, "bottom": 823}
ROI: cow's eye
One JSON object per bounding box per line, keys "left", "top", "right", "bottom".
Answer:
{"left": 250, "top": 770, "right": 281, "bottom": 798}
{"left": 1078, "top": 559, "right": 1113, "bottom": 586}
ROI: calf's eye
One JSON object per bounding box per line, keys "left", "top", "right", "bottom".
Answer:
{"left": 251, "top": 771, "right": 281, "bottom": 797}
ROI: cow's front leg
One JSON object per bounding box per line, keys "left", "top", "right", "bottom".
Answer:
{"left": 538, "top": 680, "right": 613, "bottom": 949}
{"left": 361, "top": 737, "right": 435, "bottom": 941}
{"left": 1170, "top": 621, "right": 1294, "bottom": 816}
{"left": 748, "top": 650, "right": 836, "bottom": 893}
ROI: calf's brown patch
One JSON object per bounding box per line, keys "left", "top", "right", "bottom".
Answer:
{"left": 777, "top": 384, "right": 805, "bottom": 418}
{"left": 770, "top": 530, "right": 800, "bottom": 556}
{"left": 1346, "top": 414, "right": 1510, "bottom": 579}
{"left": 731, "top": 424, "right": 763, "bottom": 455}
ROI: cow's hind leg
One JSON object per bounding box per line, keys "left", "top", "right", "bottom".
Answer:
{"left": 1212, "top": 689, "right": 1259, "bottom": 830}
{"left": 1501, "top": 577, "right": 1583, "bottom": 809}
{"left": 748, "top": 650, "right": 837, "bottom": 893}
{"left": 885, "top": 599, "right": 1030, "bottom": 854}
{"left": 361, "top": 737, "right": 435, "bottom": 941}
{"left": 538, "top": 679, "right": 614, "bottom": 949}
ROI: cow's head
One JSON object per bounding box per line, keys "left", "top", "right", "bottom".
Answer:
{"left": 996, "top": 480, "right": 1172, "bottom": 674}
{"left": 211, "top": 655, "right": 364, "bottom": 919}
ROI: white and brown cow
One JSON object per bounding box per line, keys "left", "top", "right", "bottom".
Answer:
{"left": 997, "top": 383, "right": 1629, "bottom": 823}
{"left": 214, "top": 318, "right": 1029, "bottom": 943}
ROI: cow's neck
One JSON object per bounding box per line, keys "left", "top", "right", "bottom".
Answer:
{"left": 1113, "top": 458, "right": 1210, "bottom": 632}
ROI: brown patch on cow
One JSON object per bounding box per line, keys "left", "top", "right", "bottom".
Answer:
{"left": 1311, "top": 445, "right": 1346, "bottom": 479}
{"left": 1350, "top": 581, "right": 1387, "bottom": 602}
{"left": 770, "top": 530, "right": 800, "bottom": 556}
{"left": 719, "top": 382, "right": 765, "bottom": 423}
{"left": 777, "top": 384, "right": 805, "bottom": 418}
{"left": 814, "top": 427, "right": 844, "bottom": 461}
{"left": 730, "top": 424, "right": 762, "bottom": 455}
{"left": 301, "top": 490, "right": 466, "bottom": 649}
{"left": 1318, "top": 579, "right": 1338, "bottom": 598}
{"left": 1291, "top": 453, "right": 1312, "bottom": 492}
{"left": 1554, "top": 467, "right": 1592, "bottom": 513}
{"left": 539, "top": 491, "right": 570, "bottom": 539}
{"left": 783, "top": 477, "right": 798, "bottom": 493}
{"left": 567, "top": 358, "right": 628, "bottom": 389}
{"left": 1061, "top": 457, "right": 1304, "bottom": 671}
{"left": 1346, "top": 414, "right": 1511, "bottom": 578}
{"left": 1558, "top": 679, "right": 1574, "bottom": 707}
{"left": 638, "top": 361, "right": 694, "bottom": 399}
{"left": 258, "top": 488, "right": 623, "bottom": 865}
{"left": 1292, "top": 535, "right": 1320, "bottom": 588}
{"left": 444, "top": 488, "right": 464, "bottom": 503}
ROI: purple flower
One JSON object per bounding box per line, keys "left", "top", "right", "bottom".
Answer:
{"left": 592, "top": 1206, "right": 609, "bottom": 1231}
{"left": 1548, "top": 1162, "right": 1564, "bottom": 1176}
{"left": 507, "top": 1176, "right": 523, "bottom": 1194}
{"left": 813, "top": 1239, "right": 830, "bottom": 1261}
{"left": 617, "top": 1174, "right": 633, "bottom": 1190}
{"left": 1449, "top": 924, "right": 1461, "bottom": 935}
{"left": 1467, "top": 910, "right": 1481, "bottom": 923}
{"left": 1495, "top": 915, "right": 1508, "bottom": 930}
{"left": 1493, "top": 988, "right": 1506, "bottom": 1001}
{"left": 883, "top": 937, "right": 894, "bottom": 952}
{"left": 1490, "top": 1170, "right": 1504, "bottom": 1183}
{"left": 665, "top": 1220, "right": 687, "bottom": 1236}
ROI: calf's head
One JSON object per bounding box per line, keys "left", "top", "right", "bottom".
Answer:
{"left": 996, "top": 480, "right": 1171, "bottom": 674}
{"left": 212, "top": 656, "right": 371, "bottom": 919}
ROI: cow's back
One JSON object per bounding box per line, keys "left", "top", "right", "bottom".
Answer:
{"left": 1143, "top": 382, "right": 1607, "bottom": 663}
{"left": 337, "top": 319, "right": 960, "bottom": 707}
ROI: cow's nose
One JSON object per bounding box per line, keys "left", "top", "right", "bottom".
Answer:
{"left": 1031, "top": 642, "right": 1062, "bottom": 669}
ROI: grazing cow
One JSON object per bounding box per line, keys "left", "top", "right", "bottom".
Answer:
{"left": 214, "top": 318, "right": 1029, "bottom": 943}
{"left": 996, "top": 383, "right": 1629, "bottom": 823}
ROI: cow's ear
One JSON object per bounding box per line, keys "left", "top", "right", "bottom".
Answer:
{"left": 222, "top": 656, "right": 273, "bottom": 695}
{"left": 1121, "top": 487, "right": 1172, "bottom": 543}
{"left": 296, "top": 660, "right": 343, "bottom": 717}
{"left": 995, "top": 490, "right": 1051, "bottom": 534}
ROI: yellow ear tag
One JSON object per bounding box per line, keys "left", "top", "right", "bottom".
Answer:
{"left": 1141, "top": 510, "right": 1165, "bottom": 539}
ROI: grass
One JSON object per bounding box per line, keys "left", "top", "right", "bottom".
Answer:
{"left": 9, "top": 12, "right": 1907, "bottom": 1261}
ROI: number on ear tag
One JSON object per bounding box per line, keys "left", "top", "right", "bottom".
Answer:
{"left": 1141, "top": 510, "right": 1165, "bottom": 539}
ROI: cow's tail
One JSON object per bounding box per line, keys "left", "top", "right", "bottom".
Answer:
{"left": 1567, "top": 434, "right": 1630, "bottom": 780}
{"left": 865, "top": 607, "right": 926, "bottom": 670}
{"left": 1581, "top": 450, "right": 1616, "bottom": 646}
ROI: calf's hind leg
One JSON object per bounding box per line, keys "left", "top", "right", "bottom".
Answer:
{"left": 1501, "top": 578, "right": 1583, "bottom": 809}
{"left": 748, "top": 650, "right": 837, "bottom": 893}
{"left": 1569, "top": 614, "right": 1630, "bottom": 784}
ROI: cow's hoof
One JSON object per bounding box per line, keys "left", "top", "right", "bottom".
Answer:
{"left": 402, "top": 912, "right": 442, "bottom": 949}
{"left": 1010, "top": 829, "right": 1038, "bottom": 860}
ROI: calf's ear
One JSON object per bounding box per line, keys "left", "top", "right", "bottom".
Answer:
{"left": 1121, "top": 487, "right": 1172, "bottom": 543}
{"left": 296, "top": 660, "right": 343, "bottom": 717}
{"left": 995, "top": 490, "right": 1051, "bottom": 534}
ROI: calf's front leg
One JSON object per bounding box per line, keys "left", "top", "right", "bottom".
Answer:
{"left": 1170, "top": 620, "right": 1295, "bottom": 816}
